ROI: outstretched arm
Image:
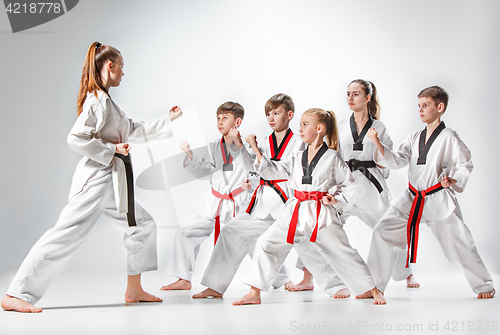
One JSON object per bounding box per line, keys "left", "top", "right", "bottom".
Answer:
{"left": 128, "top": 105, "right": 182, "bottom": 143}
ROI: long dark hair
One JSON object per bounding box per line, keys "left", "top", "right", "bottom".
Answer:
{"left": 349, "top": 79, "right": 380, "bottom": 120}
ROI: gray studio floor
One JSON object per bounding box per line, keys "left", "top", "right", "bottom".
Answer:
{"left": 1, "top": 268, "right": 498, "bottom": 335}
{"left": 1, "top": 220, "right": 498, "bottom": 335}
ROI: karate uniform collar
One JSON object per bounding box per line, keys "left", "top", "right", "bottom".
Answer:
{"left": 349, "top": 113, "right": 373, "bottom": 151}
{"left": 270, "top": 128, "right": 294, "bottom": 161}
{"left": 417, "top": 121, "right": 446, "bottom": 165}
{"left": 302, "top": 142, "right": 329, "bottom": 185}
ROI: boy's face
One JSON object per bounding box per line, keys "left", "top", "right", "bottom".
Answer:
{"left": 418, "top": 97, "right": 444, "bottom": 124}
{"left": 347, "top": 82, "right": 370, "bottom": 112}
{"left": 217, "top": 113, "right": 241, "bottom": 136}
{"left": 267, "top": 105, "right": 293, "bottom": 132}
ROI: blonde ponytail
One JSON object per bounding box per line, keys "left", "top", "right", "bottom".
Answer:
{"left": 303, "top": 108, "right": 339, "bottom": 150}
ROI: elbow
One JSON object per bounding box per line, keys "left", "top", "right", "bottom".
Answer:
{"left": 67, "top": 134, "right": 78, "bottom": 151}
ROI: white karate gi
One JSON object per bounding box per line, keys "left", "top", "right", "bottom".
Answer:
{"left": 200, "top": 131, "right": 305, "bottom": 294}
{"left": 244, "top": 144, "right": 377, "bottom": 296}
{"left": 296, "top": 117, "right": 411, "bottom": 287}
{"left": 367, "top": 123, "right": 493, "bottom": 294}
{"left": 166, "top": 139, "right": 255, "bottom": 281}
{"left": 7, "top": 91, "right": 173, "bottom": 305}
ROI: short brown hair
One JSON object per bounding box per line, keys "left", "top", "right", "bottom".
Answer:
{"left": 418, "top": 86, "right": 449, "bottom": 113}
{"left": 216, "top": 101, "right": 244, "bottom": 119}
{"left": 265, "top": 93, "right": 295, "bottom": 116}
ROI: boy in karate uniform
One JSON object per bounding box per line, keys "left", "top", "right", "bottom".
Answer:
{"left": 192, "top": 94, "right": 304, "bottom": 298}
{"left": 161, "top": 102, "right": 255, "bottom": 291}
{"left": 358, "top": 86, "right": 494, "bottom": 300}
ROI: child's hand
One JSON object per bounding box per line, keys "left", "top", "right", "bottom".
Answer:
{"left": 322, "top": 193, "right": 338, "bottom": 205}
{"left": 179, "top": 141, "right": 193, "bottom": 160}
{"left": 441, "top": 176, "right": 457, "bottom": 188}
{"left": 246, "top": 134, "right": 258, "bottom": 147}
{"left": 241, "top": 178, "right": 252, "bottom": 191}
{"left": 116, "top": 143, "right": 131, "bottom": 156}
{"left": 179, "top": 141, "right": 191, "bottom": 153}
{"left": 169, "top": 105, "right": 183, "bottom": 121}
{"left": 228, "top": 127, "right": 240, "bottom": 142}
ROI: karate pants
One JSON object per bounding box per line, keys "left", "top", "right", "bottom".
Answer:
{"left": 200, "top": 212, "right": 291, "bottom": 294}
{"left": 6, "top": 165, "right": 158, "bottom": 305}
{"left": 295, "top": 204, "right": 411, "bottom": 290}
{"left": 367, "top": 205, "right": 494, "bottom": 294}
{"left": 245, "top": 216, "right": 376, "bottom": 296}
{"left": 166, "top": 202, "right": 238, "bottom": 282}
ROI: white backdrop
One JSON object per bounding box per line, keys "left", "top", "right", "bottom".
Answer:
{"left": 0, "top": 0, "right": 498, "bottom": 281}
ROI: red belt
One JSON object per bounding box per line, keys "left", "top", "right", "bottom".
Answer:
{"left": 246, "top": 178, "right": 288, "bottom": 214}
{"left": 406, "top": 182, "right": 444, "bottom": 267}
{"left": 287, "top": 190, "right": 328, "bottom": 244}
{"left": 212, "top": 187, "right": 244, "bottom": 245}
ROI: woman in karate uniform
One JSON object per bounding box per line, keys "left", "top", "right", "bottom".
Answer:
{"left": 1, "top": 42, "right": 182, "bottom": 313}
{"left": 292, "top": 80, "right": 417, "bottom": 297}
{"left": 233, "top": 108, "right": 386, "bottom": 306}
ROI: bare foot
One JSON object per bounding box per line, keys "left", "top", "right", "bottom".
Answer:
{"left": 354, "top": 288, "right": 386, "bottom": 305}
{"left": 192, "top": 288, "right": 223, "bottom": 299}
{"left": 371, "top": 288, "right": 386, "bottom": 305}
{"left": 284, "top": 281, "right": 295, "bottom": 291}
{"left": 160, "top": 279, "right": 192, "bottom": 291}
{"left": 355, "top": 290, "right": 373, "bottom": 299}
{"left": 1, "top": 295, "right": 42, "bottom": 313}
{"left": 125, "top": 288, "right": 162, "bottom": 303}
{"left": 333, "top": 288, "right": 351, "bottom": 299}
{"left": 232, "top": 287, "right": 261, "bottom": 306}
{"left": 477, "top": 288, "right": 495, "bottom": 299}
{"left": 406, "top": 274, "right": 420, "bottom": 288}
{"left": 288, "top": 278, "right": 314, "bottom": 292}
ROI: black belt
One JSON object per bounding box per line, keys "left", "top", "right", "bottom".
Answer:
{"left": 346, "top": 159, "right": 383, "bottom": 193}
{"left": 115, "top": 153, "right": 136, "bottom": 227}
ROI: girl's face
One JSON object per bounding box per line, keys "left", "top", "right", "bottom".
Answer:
{"left": 267, "top": 105, "right": 292, "bottom": 132}
{"left": 299, "top": 113, "right": 320, "bottom": 144}
{"left": 108, "top": 55, "right": 124, "bottom": 87}
{"left": 347, "top": 82, "right": 370, "bottom": 113}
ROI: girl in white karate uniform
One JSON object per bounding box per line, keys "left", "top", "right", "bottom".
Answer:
{"left": 292, "top": 80, "right": 417, "bottom": 297}
{"left": 232, "top": 108, "right": 386, "bottom": 306}
{"left": 1, "top": 42, "right": 182, "bottom": 313}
